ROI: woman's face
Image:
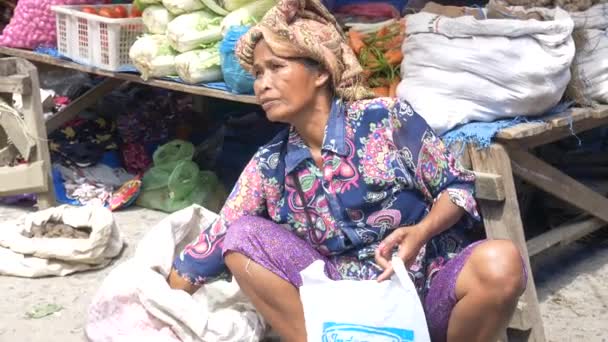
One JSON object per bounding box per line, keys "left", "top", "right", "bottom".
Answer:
{"left": 252, "top": 40, "right": 329, "bottom": 123}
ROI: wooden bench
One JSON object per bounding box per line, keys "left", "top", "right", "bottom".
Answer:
{"left": 461, "top": 105, "right": 608, "bottom": 341}
{"left": 0, "top": 57, "right": 55, "bottom": 208}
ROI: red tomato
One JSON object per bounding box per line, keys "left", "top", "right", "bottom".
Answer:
{"left": 113, "top": 5, "right": 128, "bottom": 18}
{"left": 130, "top": 7, "right": 142, "bottom": 17}
{"left": 98, "top": 8, "right": 116, "bottom": 18}
{"left": 81, "top": 7, "right": 98, "bottom": 15}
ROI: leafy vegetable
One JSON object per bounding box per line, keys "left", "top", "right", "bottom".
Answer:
{"left": 142, "top": 5, "right": 175, "bottom": 34}
{"left": 167, "top": 10, "right": 223, "bottom": 52}
{"left": 134, "top": 0, "right": 163, "bottom": 11}
{"left": 175, "top": 44, "right": 223, "bottom": 84}
{"left": 129, "top": 35, "right": 177, "bottom": 81}
{"left": 199, "top": 0, "right": 230, "bottom": 16}
{"left": 162, "top": 0, "right": 205, "bottom": 15}
{"left": 220, "top": 0, "right": 256, "bottom": 12}
{"left": 220, "top": 0, "right": 276, "bottom": 35}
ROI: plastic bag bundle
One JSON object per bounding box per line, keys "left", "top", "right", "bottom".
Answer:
{"left": 0, "top": 0, "right": 96, "bottom": 49}
{"left": 137, "top": 140, "right": 226, "bottom": 213}
{"left": 219, "top": 26, "right": 255, "bottom": 95}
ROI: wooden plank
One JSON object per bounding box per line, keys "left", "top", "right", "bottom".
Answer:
{"left": 503, "top": 115, "right": 608, "bottom": 148}
{"left": 496, "top": 106, "right": 608, "bottom": 143}
{"left": 546, "top": 107, "right": 594, "bottom": 128}
{"left": 46, "top": 78, "right": 124, "bottom": 133}
{"left": 473, "top": 171, "right": 505, "bottom": 201}
{"left": 0, "top": 161, "right": 47, "bottom": 196}
{"left": 508, "top": 147, "right": 608, "bottom": 223}
{"left": 527, "top": 217, "right": 606, "bottom": 257}
{"left": 0, "top": 74, "right": 31, "bottom": 95}
{"left": 495, "top": 121, "right": 550, "bottom": 140}
{"left": 509, "top": 302, "right": 532, "bottom": 331}
{"left": 592, "top": 105, "right": 608, "bottom": 119}
{"left": 0, "top": 101, "right": 36, "bottom": 160}
{"left": 15, "top": 59, "right": 55, "bottom": 208}
{"left": 0, "top": 145, "right": 17, "bottom": 166}
{"left": 0, "top": 57, "right": 16, "bottom": 75}
{"left": 469, "top": 143, "right": 546, "bottom": 342}
{"left": 0, "top": 46, "right": 258, "bottom": 105}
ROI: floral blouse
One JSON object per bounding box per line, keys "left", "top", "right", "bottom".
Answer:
{"left": 174, "top": 98, "right": 480, "bottom": 288}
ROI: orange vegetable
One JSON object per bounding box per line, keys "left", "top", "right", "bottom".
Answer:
{"left": 98, "top": 8, "right": 116, "bottom": 18}
{"left": 376, "top": 26, "right": 389, "bottom": 38}
{"left": 130, "top": 6, "right": 143, "bottom": 17}
{"left": 113, "top": 5, "right": 128, "bottom": 18}
{"left": 372, "top": 87, "right": 389, "bottom": 97}
{"left": 348, "top": 30, "right": 366, "bottom": 55}
{"left": 388, "top": 77, "right": 400, "bottom": 97}
{"left": 81, "top": 7, "right": 98, "bottom": 15}
{"left": 384, "top": 49, "right": 403, "bottom": 66}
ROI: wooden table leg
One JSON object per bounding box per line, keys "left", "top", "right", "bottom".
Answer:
{"left": 469, "top": 143, "right": 546, "bottom": 342}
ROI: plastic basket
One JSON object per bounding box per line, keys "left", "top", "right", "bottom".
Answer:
{"left": 51, "top": 4, "right": 144, "bottom": 71}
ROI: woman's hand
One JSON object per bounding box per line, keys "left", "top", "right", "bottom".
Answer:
{"left": 374, "top": 225, "right": 429, "bottom": 282}
{"left": 168, "top": 267, "right": 201, "bottom": 295}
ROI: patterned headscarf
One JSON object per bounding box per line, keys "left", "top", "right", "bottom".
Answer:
{"left": 235, "top": 0, "right": 373, "bottom": 101}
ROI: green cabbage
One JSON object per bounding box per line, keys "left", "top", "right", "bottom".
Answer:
{"left": 219, "top": 0, "right": 255, "bottom": 12}
{"left": 135, "top": 0, "right": 163, "bottom": 11}
{"left": 167, "top": 10, "right": 223, "bottom": 53}
{"left": 199, "top": 0, "right": 229, "bottom": 15}
{"left": 220, "top": 0, "right": 276, "bottom": 35}
{"left": 162, "top": 0, "right": 205, "bottom": 15}
{"left": 129, "top": 35, "right": 177, "bottom": 81}
{"left": 143, "top": 6, "right": 175, "bottom": 34}
{"left": 175, "top": 44, "right": 223, "bottom": 84}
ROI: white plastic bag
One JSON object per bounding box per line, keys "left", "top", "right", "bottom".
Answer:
{"left": 0, "top": 205, "right": 123, "bottom": 278}
{"left": 300, "top": 256, "right": 431, "bottom": 342}
{"left": 86, "top": 205, "right": 266, "bottom": 342}
{"left": 397, "top": 7, "right": 575, "bottom": 134}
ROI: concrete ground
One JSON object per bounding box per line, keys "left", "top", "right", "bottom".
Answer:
{"left": 0, "top": 204, "right": 607, "bottom": 342}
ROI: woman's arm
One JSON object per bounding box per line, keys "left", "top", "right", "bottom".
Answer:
{"left": 375, "top": 100, "right": 479, "bottom": 281}
{"left": 169, "top": 153, "right": 268, "bottom": 292}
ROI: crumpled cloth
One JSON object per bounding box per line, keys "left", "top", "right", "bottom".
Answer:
{"left": 235, "top": 0, "right": 373, "bottom": 101}
{"left": 85, "top": 205, "right": 266, "bottom": 342}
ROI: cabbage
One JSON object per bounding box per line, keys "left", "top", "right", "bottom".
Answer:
{"left": 143, "top": 6, "right": 175, "bottom": 34}
{"left": 199, "top": 0, "right": 230, "bottom": 16}
{"left": 175, "top": 45, "right": 223, "bottom": 84}
{"left": 129, "top": 35, "right": 177, "bottom": 81}
{"left": 219, "top": 0, "right": 255, "bottom": 11}
{"left": 135, "top": 0, "right": 163, "bottom": 11}
{"left": 162, "top": 0, "right": 205, "bottom": 15}
{"left": 220, "top": 0, "right": 276, "bottom": 35}
{"left": 167, "top": 11, "right": 223, "bottom": 53}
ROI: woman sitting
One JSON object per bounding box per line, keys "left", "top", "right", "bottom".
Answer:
{"left": 169, "top": 0, "right": 527, "bottom": 341}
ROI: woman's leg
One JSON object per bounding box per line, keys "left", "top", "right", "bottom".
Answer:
{"left": 425, "top": 239, "right": 527, "bottom": 342}
{"left": 222, "top": 216, "right": 340, "bottom": 342}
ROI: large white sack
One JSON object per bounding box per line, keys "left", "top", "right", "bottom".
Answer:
{"left": 397, "top": 7, "right": 575, "bottom": 134}
{"left": 86, "top": 205, "right": 266, "bottom": 342}
{"left": 570, "top": 3, "right": 608, "bottom": 30}
{"left": 568, "top": 4, "right": 608, "bottom": 105}
{"left": 0, "top": 205, "right": 123, "bottom": 278}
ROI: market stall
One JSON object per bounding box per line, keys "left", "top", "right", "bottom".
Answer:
{"left": 1, "top": 0, "right": 608, "bottom": 341}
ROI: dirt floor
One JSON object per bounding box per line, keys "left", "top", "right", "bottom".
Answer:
{"left": 0, "top": 204, "right": 607, "bottom": 342}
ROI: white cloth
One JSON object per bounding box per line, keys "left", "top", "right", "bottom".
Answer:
{"left": 86, "top": 205, "right": 266, "bottom": 342}
{"left": 0, "top": 205, "right": 123, "bottom": 277}
{"left": 398, "top": 7, "right": 575, "bottom": 134}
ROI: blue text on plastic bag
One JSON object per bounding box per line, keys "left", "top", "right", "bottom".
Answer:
{"left": 322, "top": 322, "right": 415, "bottom": 342}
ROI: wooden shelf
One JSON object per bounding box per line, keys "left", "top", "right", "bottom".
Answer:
{"left": 0, "top": 46, "right": 258, "bottom": 105}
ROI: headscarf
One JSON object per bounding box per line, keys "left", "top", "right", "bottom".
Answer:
{"left": 235, "top": 0, "right": 373, "bottom": 101}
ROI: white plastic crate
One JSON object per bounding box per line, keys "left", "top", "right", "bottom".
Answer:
{"left": 52, "top": 5, "right": 144, "bottom": 71}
